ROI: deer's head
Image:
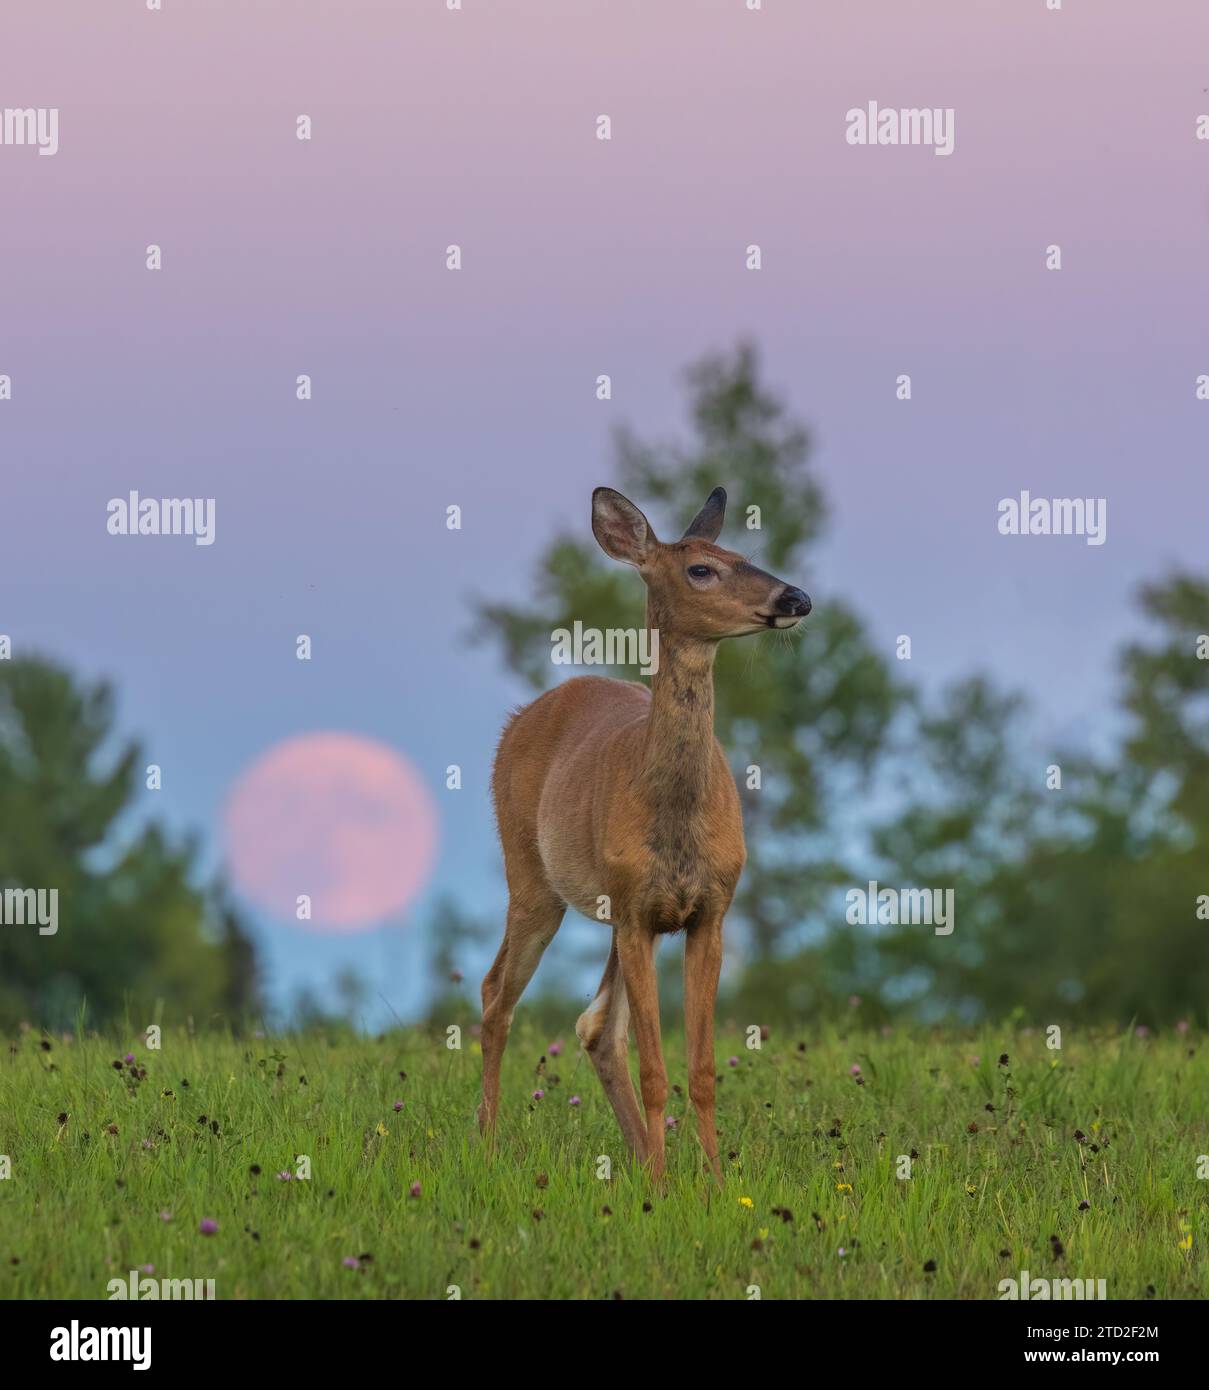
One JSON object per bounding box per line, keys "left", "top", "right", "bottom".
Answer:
{"left": 591, "top": 486, "right": 811, "bottom": 642}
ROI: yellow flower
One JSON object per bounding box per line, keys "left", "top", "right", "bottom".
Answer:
{"left": 739, "top": 1196, "right": 754, "bottom": 1208}
{"left": 375, "top": 1121, "right": 387, "bottom": 1136}
{"left": 836, "top": 1182, "right": 853, "bottom": 1193}
{"left": 1178, "top": 1234, "right": 1193, "bottom": 1251}
{"left": 966, "top": 1183, "right": 977, "bottom": 1195}
{"left": 758, "top": 1227, "right": 769, "bottom": 1240}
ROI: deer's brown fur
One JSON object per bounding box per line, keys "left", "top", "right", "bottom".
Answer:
{"left": 478, "top": 487, "right": 810, "bottom": 1180}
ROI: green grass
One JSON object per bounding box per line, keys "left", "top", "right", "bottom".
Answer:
{"left": 0, "top": 1021, "right": 1204, "bottom": 1299}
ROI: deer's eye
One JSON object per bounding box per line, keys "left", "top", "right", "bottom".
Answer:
{"left": 687, "top": 564, "right": 714, "bottom": 580}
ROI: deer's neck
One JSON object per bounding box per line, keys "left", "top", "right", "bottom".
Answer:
{"left": 640, "top": 604, "right": 718, "bottom": 817}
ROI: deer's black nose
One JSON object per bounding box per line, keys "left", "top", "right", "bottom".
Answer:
{"left": 776, "top": 586, "right": 812, "bottom": 617}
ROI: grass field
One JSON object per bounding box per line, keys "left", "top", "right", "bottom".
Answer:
{"left": 0, "top": 1020, "right": 1204, "bottom": 1300}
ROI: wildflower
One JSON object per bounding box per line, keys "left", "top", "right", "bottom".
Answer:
{"left": 836, "top": 1183, "right": 853, "bottom": 1194}
{"left": 158, "top": 1211, "right": 172, "bottom": 1222}
{"left": 124, "top": 1053, "right": 136, "bottom": 1064}
{"left": 728, "top": 1056, "right": 739, "bottom": 1067}
{"left": 532, "top": 1089, "right": 544, "bottom": 1101}
{"left": 276, "top": 1171, "right": 293, "bottom": 1182}
{"left": 141, "top": 1264, "right": 154, "bottom": 1275}
{"left": 375, "top": 1122, "right": 387, "bottom": 1136}
{"left": 342, "top": 1256, "right": 358, "bottom": 1269}
{"left": 392, "top": 1100, "right": 404, "bottom": 1112}
{"left": 548, "top": 1041, "right": 563, "bottom": 1057}
{"left": 665, "top": 1116, "right": 677, "bottom": 1130}
{"left": 409, "top": 1181, "right": 421, "bottom": 1198}
{"left": 849, "top": 1064, "right": 861, "bottom": 1076}
{"left": 568, "top": 1095, "right": 581, "bottom": 1107}
{"left": 739, "top": 1196, "right": 754, "bottom": 1208}
{"left": 199, "top": 1219, "right": 218, "bottom": 1236}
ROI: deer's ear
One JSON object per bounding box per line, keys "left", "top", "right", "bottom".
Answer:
{"left": 682, "top": 486, "right": 727, "bottom": 542}
{"left": 592, "top": 488, "right": 656, "bottom": 567}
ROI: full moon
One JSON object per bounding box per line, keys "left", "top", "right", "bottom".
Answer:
{"left": 224, "top": 732, "right": 439, "bottom": 931}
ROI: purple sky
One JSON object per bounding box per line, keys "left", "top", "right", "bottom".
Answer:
{"left": 2, "top": 0, "right": 1206, "bottom": 1021}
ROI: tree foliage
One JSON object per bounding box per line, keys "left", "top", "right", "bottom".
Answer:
{"left": 0, "top": 658, "right": 260, "bottom": 1031}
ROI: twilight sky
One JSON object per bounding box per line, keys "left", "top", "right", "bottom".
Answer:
{"left": 2, "top": 0, "right": 1206, "bottom": 1023}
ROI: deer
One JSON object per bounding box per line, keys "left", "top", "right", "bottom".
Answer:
{"left": 477, "top": 486, "right": 811, "bottom": 1181}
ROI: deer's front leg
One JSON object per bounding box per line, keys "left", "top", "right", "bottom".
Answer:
{"left": 684, "top": 913, "right": 724, "bottom": 1185}
{"left": 615, "top": 925, "right": 667, "bottom": 1178}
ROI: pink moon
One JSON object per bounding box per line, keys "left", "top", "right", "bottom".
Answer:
{"left": 224, "top": 732, "right": 439, "bottom": 932}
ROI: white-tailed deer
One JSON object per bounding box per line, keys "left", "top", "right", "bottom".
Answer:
{"left": 478, "top": 486, "right": 811, "bottom": 1180}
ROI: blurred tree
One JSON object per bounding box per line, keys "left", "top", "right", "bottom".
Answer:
{"left": 422, "top": 895, "right": 485, "bottom": 1025}
{"left": 858, "top": 575, "right": 1209, "bottom": 1023}
{"left": 474, "top": 344, "right": 1207, "bottom": 1026}
{"left": 476, "top": 344, "right": 904, "bottom": 965}
{"left": 0, "top": 657, "right": 261, "bottom": 1031}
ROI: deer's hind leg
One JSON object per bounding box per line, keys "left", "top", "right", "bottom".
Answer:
{"left": 477, "top": 890, "right": 564, "bottom": 1138}
{"left": 575, "top": 931, "right": 647, "bottom": 1159}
